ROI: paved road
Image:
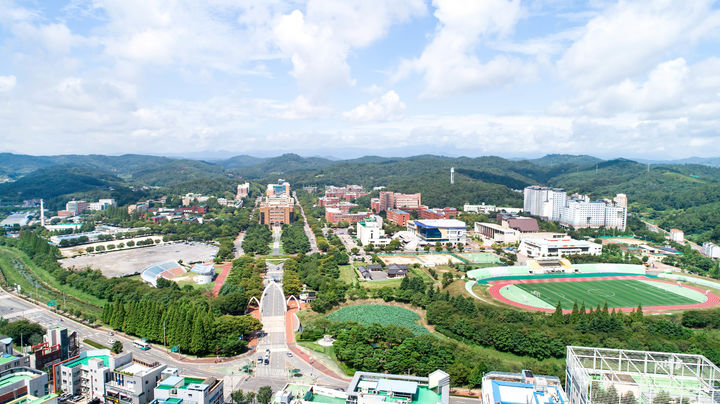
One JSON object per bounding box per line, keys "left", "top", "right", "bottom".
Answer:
{"left": 271, "top": 226, "right": 281, "bottom": 256}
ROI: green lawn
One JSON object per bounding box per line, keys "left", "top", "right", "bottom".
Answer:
{"left": 326, "top": 304, "right": 429, "bottom": 335}
{"left": 515, "top": 279, "right": 699, "bottom": 310}
{"left": 339, "top": 265, "right": 357, "bottom": 284}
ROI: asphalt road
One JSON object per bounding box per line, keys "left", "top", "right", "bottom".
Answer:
{"left": 293, "top": 192, "right": 319, "bottom": 254}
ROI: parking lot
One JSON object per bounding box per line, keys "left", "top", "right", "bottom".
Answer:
{"left": 59, "top": 242, "right": 219, "bottom": 277}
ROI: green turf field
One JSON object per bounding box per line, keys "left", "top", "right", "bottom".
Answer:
{"left": 515, "top": 279, "right": 701, "bottom": 310}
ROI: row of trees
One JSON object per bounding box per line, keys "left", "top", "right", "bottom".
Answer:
{"left": 101, "top": 299, "right": 261, "bottom": 355}
{"left": 242, "top": 224, "right": 272, "bottom": 255}
{"left": 280, "top": 220, "right": 310, "bottom": 254}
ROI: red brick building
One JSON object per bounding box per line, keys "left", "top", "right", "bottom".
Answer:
{"left": 387, "top": 209, "right": 410, "bottom": 226}
{"left": 418, "top": 207, "right": 457, "bottom": 220}
{"left": 325, "top": 208, "right": 371, "bottom": 224}
{"left": 372, "top": 192, "right": 422, "bottom": 213}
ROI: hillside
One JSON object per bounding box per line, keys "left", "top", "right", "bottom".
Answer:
{"left": 131, "top": 159, "right": 228, "bottom": 186}
{"left": 217, "top": 155, "right": 268, "bottom": 169}
{"left": 0, "top": 166, "right": 124, "bottom": 204}
{"left": 232, "top": 153, "right": 335, "bottom": 178}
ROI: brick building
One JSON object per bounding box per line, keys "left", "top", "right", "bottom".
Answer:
{"left": 325, "top": 208, "right": 371, "bottom": 224}
{"left": 387, "top": 210, "right": 410, "bottom": 226}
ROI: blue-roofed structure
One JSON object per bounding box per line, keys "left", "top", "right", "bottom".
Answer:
{"left": 190, "top": 264, "right": 214, "bottom": 275}
{"left": 407, "top": 219, "right": 467, "bottom": 245}
{"left": 481, "top": 370, "right": 566, "bottom": 404}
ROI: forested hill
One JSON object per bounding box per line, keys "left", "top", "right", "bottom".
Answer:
{"left": 2, "top": 152, "right": 720, "bottom": 242}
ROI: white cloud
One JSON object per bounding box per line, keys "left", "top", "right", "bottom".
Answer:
{"left": 555, "top": 57, "right": 720, "bottom": 119}
{"left": 557, "top": 0, "right": 720, "bottom": 88}
{"left": 273, "top": 0, "right": 425, "bottom": 101}
{"left": 395, "top": 0, "right": 535, "bottom": 97}
{"left": 343, "top": 90, "right": 406, "bottom": 122}
{"left": 0, "top": 76, "right": 17, "bottom": 92}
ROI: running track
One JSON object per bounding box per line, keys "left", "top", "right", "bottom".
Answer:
{"left": 486, "top": 275, "right": 720, "bottom": 313}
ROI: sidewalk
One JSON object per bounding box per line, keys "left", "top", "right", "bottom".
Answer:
{"left": 211, "top": 262, "right": 232, "bottom": 297}
{"left": 285, "top": 300, "right": 350, "bottom": 382}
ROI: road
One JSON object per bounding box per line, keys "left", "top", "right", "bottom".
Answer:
{"left": 293, "top": 192, "right": 319, "bottom": 253}
{"left": 271, "top": 226, "right": 281, "bottom": 256}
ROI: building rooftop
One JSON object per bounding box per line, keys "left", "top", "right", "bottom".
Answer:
{"left": 412, "top": 219, "right": 466, "bottom": 229}
{"left": 65, "top": 355, "right": 110, "bottom": 368}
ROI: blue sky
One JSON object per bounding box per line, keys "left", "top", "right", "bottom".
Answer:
{"left": 1, "top": 0, "right": 719, "bottom": 159}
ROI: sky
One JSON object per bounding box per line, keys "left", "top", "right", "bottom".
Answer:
{"left": 1, "top": 0, "right": 719, "bottom": 159}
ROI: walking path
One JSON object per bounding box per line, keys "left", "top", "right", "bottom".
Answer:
{"left": 211, "top": 262, "right": 232, "bottom": 297}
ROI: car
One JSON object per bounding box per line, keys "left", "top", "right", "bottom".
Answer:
{"left": 257, "top": 356, "right": 263, "bottom": 363}
{"left": 108, "top": 331, "right": 114, "bottom": 336}
{"left": 286, "top": 352, "right": 293, "bottom": 357}
{"left": 109, "top": 339, "right": 116, "bottom": 344}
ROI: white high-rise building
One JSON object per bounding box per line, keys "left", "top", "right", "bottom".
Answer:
{"left": 523, "top": 186, "right": 566, "bottom": 220}
{"left": 523, "top": 186, "right": 627, "bottom": 230}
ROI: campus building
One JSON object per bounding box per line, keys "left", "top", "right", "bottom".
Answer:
{"left": 150, "top": 369, "right": 223, "bottom": 404}
{"left": 0, "top": 338, "right": 31, "bottom": 372}
{"left": 463, "top": 204, "right": 522, "bottom": 214}
{"left": 236, "top": 183, "right": 250, "bottom": 200}
{"left": 259, "top": 197, "right": 294, "bottom": 226}
{"left": 325, "top": 208, "right": 371, "bottom": 225}
{"left": 88, "top": 199, "right": 117, "bottom": 211}
{"left": 324, "top": 185, "right": 368, "bottom": 201}
{"left": 372, "top": 192, "right": 422, "bottom": 213}
{"left": 474, "top": 223, "right": 520, "bottom": 244}
{"left": 418, "top": 207, "right": 457, "bottom": 220}
{"left": 523, "top": 186, "right": 627, "bottom": 230}
{"left": 65, "top": 201, "right": 88, "bottom": 215}
{"left": 386, "top": 210, "right": 410, "bottom": 227}
{"left": 519, "top": 236, "right": 602, "bottom": 258}
{"left": 0, "top": 366, "right": 55, "bottom": 404}
{"left": 407, "top": 219, "right": 466, "bottom": 245}
{"left": 497, "top": 213, "right": 540, "bottom": 233}
{"left": 357, "top": 216, "right": 390, "bottom": 246}
{"left": 266, "top": 180, "right": 291, "bottom": 197}
{"left": 481, "top": 370, "right": 567, "bottom": 404}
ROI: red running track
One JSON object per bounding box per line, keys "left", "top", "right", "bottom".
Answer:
{"left": 486, "top": 275, "right": 720, "bottom": 313}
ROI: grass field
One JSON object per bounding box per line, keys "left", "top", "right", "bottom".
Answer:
{"left": 515, "top": 279, "right": 700, "bottom": 310}
{"left": 326, "top": 304, "right": 429, "bottom": 335}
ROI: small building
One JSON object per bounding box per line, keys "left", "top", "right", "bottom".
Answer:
{"left": 386, "top": 264, "right": 408, "bottom": 278}
{"left": 669, "top": 229, "right": 684, "bottom": 243}
{"left": 519, "top": 236, "right": 602, "bottom": 258}
{"left": 481, "top": 370, "right": 567, "bottom": 404}
{"left": 151, "top": 369, "right": 223, "bottom": 404}
{"left": 190, "top": 264, "right": 215, "bottom": 284}
{"left": 105, "top": 359, "right": 167, "bottom": 404}
{"left": 141, "top": 261, "right": 185, "bottom": 287}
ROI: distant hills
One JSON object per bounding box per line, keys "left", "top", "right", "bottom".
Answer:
{"left": 1, "top": 151, "right": 720, "bottom": 243}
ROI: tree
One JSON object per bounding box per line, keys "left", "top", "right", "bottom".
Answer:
{"left": 257, "top": 386, "right": 273, "bottom": 404}
{"left": 95, "top": 245, "right": 105, "bottom": 252}
{"left": 232, "top": 390, "right": 245, "bottom": 404}
{"left": 111, "top": 340, "right": 123, "bottom": 354}
{"left": 245, "top": 391, "right": 256, "bottom": 404}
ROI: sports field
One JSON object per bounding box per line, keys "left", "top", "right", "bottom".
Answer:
{"left": 515, "top": 279, "right": 700, "bottom": 310}
{"left": 459, "top": 252, "right": 501, "bottom": 264}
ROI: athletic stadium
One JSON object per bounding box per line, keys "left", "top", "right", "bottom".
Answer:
{"left": 466, "top": 261, "right": 720, "bottom": 313}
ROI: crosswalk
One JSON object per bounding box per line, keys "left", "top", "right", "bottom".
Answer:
{"left": 1, "top": 308, "right": 42, "bottom": 319}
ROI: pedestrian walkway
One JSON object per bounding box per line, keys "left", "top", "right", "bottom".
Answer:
{"left": 285, "top": 301, "right": 350, "bottom": 381}
{"left": 211, "top": 262, "right": 232, "bottom": 297}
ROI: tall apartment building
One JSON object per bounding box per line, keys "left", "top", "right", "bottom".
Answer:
{"left": 702, "top": 242, "right": 720, "bottom": 259}
{"left": 266, "top": 180, "right": 290, "bottom": 197}
{"left": 523, "top": 186, "right": 627, "bottom": 230}
{"left": 258, "top": 197, "right": 294, "bottom": 226}
{"left": 372, "top": 192, "right": 421, "bottom": 213}
{"left": 236, "top": 183, "right": 250, "bottom": 200}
